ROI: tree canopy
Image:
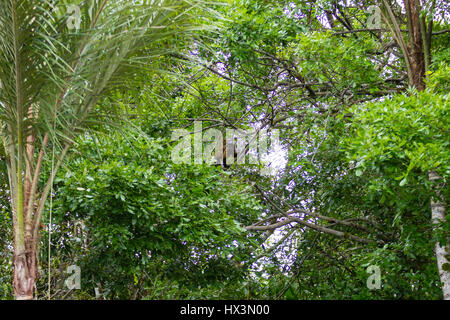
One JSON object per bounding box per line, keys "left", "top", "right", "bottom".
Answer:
{"left": 0, "top": 0, "right": 449, "bottom": 300}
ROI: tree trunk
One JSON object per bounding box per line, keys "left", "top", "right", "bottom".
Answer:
{"left": 405, "top": 0, "right": 426, "bottom": 90}
{"left": 13, "top": 215, "right": 39, "bottom": 300}
{"left": 13, "top": 244, "right": 38, "bottom": 300}
{"left": 429, "top": 171, "right": 450, "bottom": 300}
{"left": 9, "top": 142, "right": 69, "bottom": 300}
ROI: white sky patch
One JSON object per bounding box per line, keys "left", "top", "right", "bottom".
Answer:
{"left": 261, "top": 136, "right": 287, "bottom": 176}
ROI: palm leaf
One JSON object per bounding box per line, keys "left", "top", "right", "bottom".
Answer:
{"left": 0, "top": 0, "right": 221, "bottom": 299}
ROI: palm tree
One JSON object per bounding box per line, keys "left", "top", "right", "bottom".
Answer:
{"left": 0, "top": 0, "right": 214, "bottom": 300}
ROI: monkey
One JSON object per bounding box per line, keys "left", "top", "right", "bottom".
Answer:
{"left": 213, "top": 137, "right": 252, "bottom": 169}
{"left": 214, "top": 139, "right": 237, "bottom": 169}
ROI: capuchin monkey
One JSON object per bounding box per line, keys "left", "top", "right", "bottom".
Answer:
{"left": 214, "top": 139, "right": 237, "bottom": 169}
{"left": 214, "top": 138, "right": 250, "bottom": 169}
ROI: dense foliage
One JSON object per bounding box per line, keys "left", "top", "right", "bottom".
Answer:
{"left": 0, "top": 0, "right": 449, "bottom": 300}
